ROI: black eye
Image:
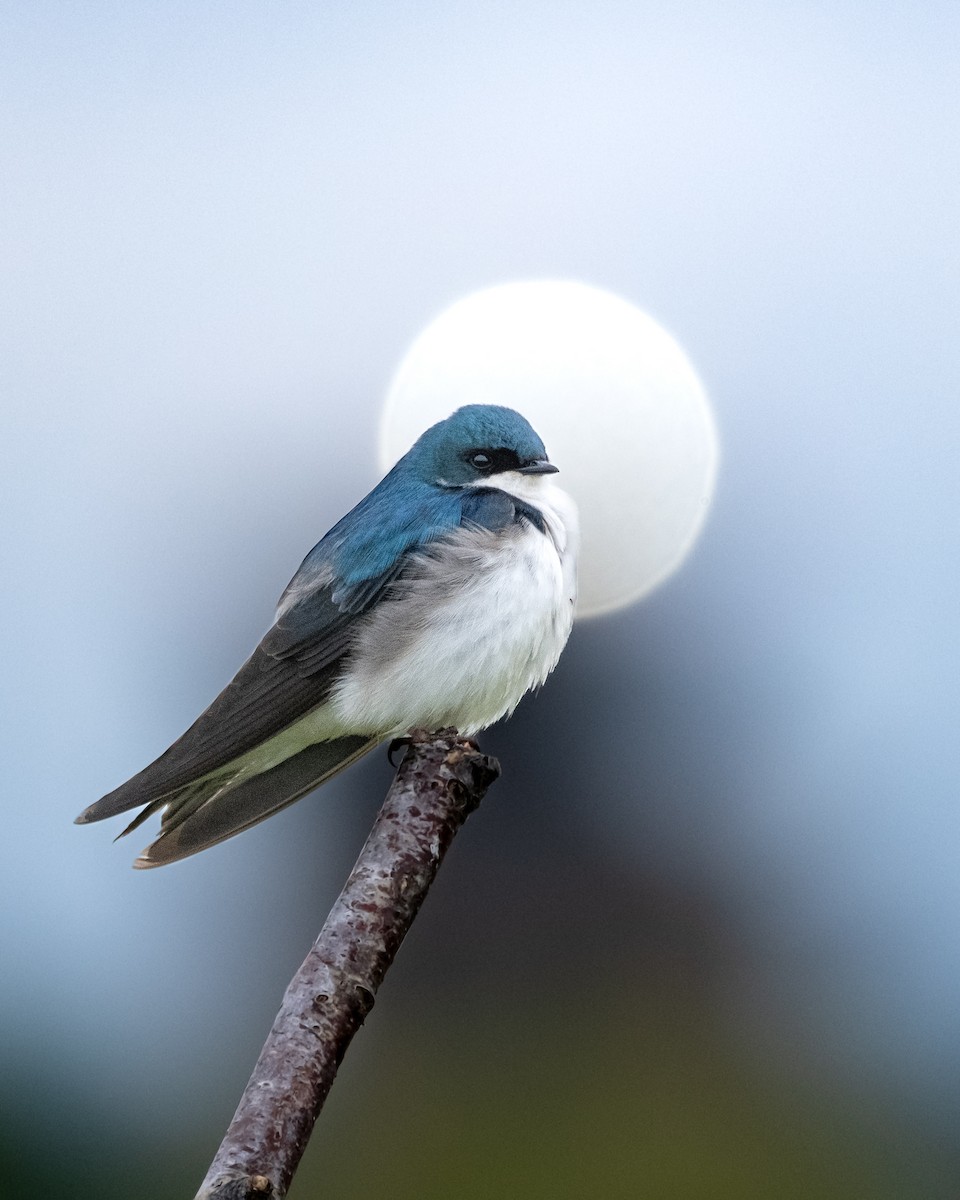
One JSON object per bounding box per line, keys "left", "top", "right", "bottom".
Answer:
{"left": 463, "top": 447, "right": 523, "bottom": 473}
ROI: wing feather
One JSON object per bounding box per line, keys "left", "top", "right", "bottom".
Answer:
{"left": 133, "top": 734, "right": 378, "bottom": 867}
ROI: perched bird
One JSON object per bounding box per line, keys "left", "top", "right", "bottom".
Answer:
{"left": 77, "top": 404, "right": 579, "bottom": 868}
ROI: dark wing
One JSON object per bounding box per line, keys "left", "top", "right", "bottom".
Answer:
{"left": 76, "top": 579, "right": 361, "bottom": 823}
{"left": 132, "top": 733, "right": 379, "bottom": 868}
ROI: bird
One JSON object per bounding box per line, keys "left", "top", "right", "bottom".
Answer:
{"left": 77, "top": 404, "right": 579, "bottom": 868}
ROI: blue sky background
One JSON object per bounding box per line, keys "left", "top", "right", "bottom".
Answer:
{"left": 3, "top": 2, "right": 960, "bottom": 1194}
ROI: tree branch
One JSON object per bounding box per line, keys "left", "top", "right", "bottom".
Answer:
{"left": 194, "top": 729, "right": 500, "bottom": 1199}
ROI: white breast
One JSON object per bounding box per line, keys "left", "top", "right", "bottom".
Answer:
{"left": 332, "top": 477, "right": 578, "bottom": 736}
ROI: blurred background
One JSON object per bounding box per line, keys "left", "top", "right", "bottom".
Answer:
{"left": 3, "top": 2, "right": 960, "bottom": 1196}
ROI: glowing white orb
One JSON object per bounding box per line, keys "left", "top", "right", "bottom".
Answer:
{"left": 379, "top": 281, "right": 719, "bottom": 618}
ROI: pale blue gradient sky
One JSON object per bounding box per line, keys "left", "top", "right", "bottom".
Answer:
{"left": 3, "top": 0, "right": 960, "bottom": 1152}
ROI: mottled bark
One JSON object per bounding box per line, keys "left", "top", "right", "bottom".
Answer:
{"left": 194, "top": 730, "right": 500, "bottom": 1200}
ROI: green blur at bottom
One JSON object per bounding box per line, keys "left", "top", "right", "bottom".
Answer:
{"left": 3, "top": 990, "right": 954, "bottom": 1199}
{"left": 291, "top": 994, "right": 950, "bottom": 1200}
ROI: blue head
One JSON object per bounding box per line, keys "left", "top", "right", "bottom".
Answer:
{"left": 316, "top": 404, "right": 561, "bottom": 591}
{"left": 404, "top": 405, "right": 558, "bottom": 487}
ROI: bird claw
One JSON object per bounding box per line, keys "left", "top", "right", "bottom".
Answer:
{"left": 387, "top": 727, "right": 475, "bottom": 767}
{"left": 387, "top": 736, "right": 412, "bottom": 767}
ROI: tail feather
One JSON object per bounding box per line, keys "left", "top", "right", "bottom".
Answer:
{"left": 115, "top": 770, "right": 234, "bottom": 842}
{"left": 132, "top": 735, "right": 378, "bottom": 869}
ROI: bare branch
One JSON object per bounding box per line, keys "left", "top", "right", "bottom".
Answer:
{"left": 194, "top": 730, "right": 500, "bottom": 1199}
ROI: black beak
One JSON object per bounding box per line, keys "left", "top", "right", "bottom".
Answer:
{"left": 519, "top": 459, "right": 559, "bottom": 475}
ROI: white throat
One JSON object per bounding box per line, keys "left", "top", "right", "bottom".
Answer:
{"left": 482, "top": 470, "right": 579, "bottom": 616}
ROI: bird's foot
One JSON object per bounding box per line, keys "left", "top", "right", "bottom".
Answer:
{"left": 387, "top": 736, "right": 412, "bottom": 767}
{"left": 386, "top": 726, "right": 474, "bottom": 767}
